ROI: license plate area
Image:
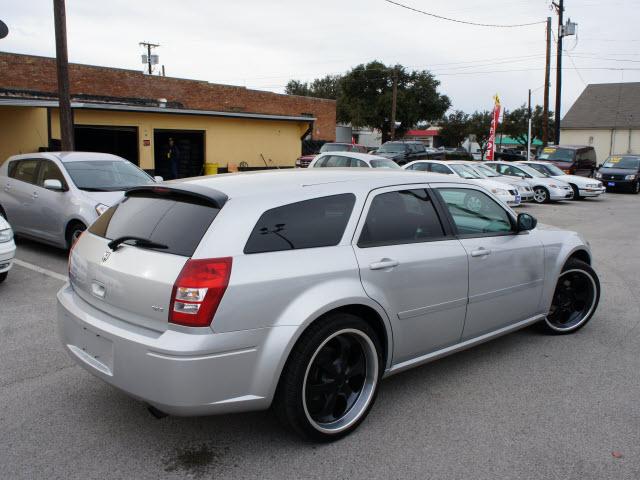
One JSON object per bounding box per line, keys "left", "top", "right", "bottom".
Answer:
{"left": 607, "top": 182, "right": 616, "bottom": 187}
{"left": 68, "top": 325, "right": 114, "bottom": 376}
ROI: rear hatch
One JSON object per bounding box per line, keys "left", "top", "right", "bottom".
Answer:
{"left": 69, "top": 185, "right": 226, "bottom": 332}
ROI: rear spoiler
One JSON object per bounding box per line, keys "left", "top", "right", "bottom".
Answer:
{"left": 125, "top": 184, "right": 228, "bottom": 209}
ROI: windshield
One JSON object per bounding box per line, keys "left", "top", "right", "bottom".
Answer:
{"left": 602, "top": 156, "right": 640, "bottom": 169}
{"left": 370, "top": 159, "right": 401, "bottom": 169}
{"left": 63, "top": 160, "right": 155, "bottom": 191}
{"left": 377, "top": 143, "right": 407, "bottom": 153}
{"left": 537, "top": 147, "right": 574, "bottom": 162}
{"left": 516, "top": 164, "right": 547, "bottom": 178}
{"left": 450, "top": 164, "right": 482, "bottom": 179}
{"left": 319, "top": 143, "right": 351, "bottom": 153}
{"left": 474, "top": 164, "right": 500, "bottom": 177}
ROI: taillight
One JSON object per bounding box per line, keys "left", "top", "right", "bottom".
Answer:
{"left": 169, "top": 257, "right": 232, "bottom": 328}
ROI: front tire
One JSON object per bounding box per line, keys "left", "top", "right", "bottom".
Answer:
{"left": 570, "top": 184, "right": 582, "bottom": 200}
{"left": 633, "top": 181, "right": 640, "bottom": 194}
{"left": 274, "top": 313, "right": 382, "bottom": 442}
{"left": 542, "top": 258, "right": 600, "bottom": 334}
{"left": 533, "top": 186, "right": 550, "bottom": 204}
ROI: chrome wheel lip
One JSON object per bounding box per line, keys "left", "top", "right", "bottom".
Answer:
{"left": 302, "top": 328, "right": 379, "bottom": 435}
{"left": 545, "top": 268, "right": 598, "bottom": 332}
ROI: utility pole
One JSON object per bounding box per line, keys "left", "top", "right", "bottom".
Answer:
{"left": 53, "top": 0, "right": 74, "bottom": 151}
{"left": 543, "top": 16, "right": 552, "bottom": 146}
{"left": 553, "top": 0, "right": 564, "bottom": 145}
{"left": 139, "top": 41, "right": 160, "bottom": 75}
{"left": 527, "top": 88, "right": 533, "bottom": 161}
{"left": 390, "top": 67, "right": 398, "bottom": 140}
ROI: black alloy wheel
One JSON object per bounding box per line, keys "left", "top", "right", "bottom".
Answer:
{"left": 543, "top": 258, "right": 600, "bottom": 334}
{"left": 275, "top": 313, "right": 382, "bottom": 441}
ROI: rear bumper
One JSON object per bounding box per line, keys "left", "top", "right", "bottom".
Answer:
{"left": 57, "top": 283, "right": 296, "bottom": 416}
{"left": 0, "top": 240, "right": 16, "bottom": 273}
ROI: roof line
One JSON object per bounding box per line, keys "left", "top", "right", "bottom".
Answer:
{"left": 0, "top": 98, "right": 316, "bottom": 122}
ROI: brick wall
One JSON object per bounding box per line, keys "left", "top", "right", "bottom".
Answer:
{"left": 0, "top": 52, "right": 336, "bottom": 141}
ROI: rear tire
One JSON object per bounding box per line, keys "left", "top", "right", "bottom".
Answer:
{"left": 66, "top": 221, "right": 86, "bottom": 250}
{"left": 274, "top": 313, "right": 382, "bottom": 442}
{"left": 0, "top": 272, "right": 7, "bottom": 283}
{"left": 541, "top": 258, "right": 600, "bottom": 334}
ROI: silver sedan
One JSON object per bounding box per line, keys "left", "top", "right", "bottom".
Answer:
{"left": 58, "top": 169, "right": 600, "bottom": 441}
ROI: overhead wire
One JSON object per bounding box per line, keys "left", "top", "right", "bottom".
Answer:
{"left": 383, "top": 0, "right": 547, "bottom": 28}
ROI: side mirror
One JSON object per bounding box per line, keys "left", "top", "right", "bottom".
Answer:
{"left": 517, "top": 213, "right": 537, "bottom": 232}
{"left": 154, "top": 176, "right": 164, "bottom": 182}
{"left": 43, "top": 179, "right": 63, "bottom": 191}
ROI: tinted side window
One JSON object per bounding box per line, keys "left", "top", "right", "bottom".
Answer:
{"left": 409, "top": 163, "right": 430, "bottom": 171}
{"left": 438, "top": 188, "right": 512, "bottom": 236}
{"left": 430, "top": 163, "right": 452, "bottom": 175}
{"left": 358, "top": 189, "right": 445, "bottom": 248}
{"left": 313, "top": 156, "right": 328, "bottom": 167}
{"left": 89, "top": 193, "right": 220, "bottom": 257}
{"left": 36, "top": 160, "right": 67, "bottom": 188}
{"left": 10, "top": 159, "right": 39, "bottom": 184}
{"left": 324, "top": 155, "right": 350, "bottom": 167}
{"left": 244, "top": 194, "right": 356, "bottom": 254}
{"left": 351, "top": 158, "right": 368, "bottom": 167}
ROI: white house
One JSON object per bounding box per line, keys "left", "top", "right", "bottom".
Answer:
{"left": 560, "top": 82, "right": 640, "bottom": 163}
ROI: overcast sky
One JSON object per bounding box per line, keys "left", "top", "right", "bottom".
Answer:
{"left": 2, "top": 0, "right": 640, "bottom": 117}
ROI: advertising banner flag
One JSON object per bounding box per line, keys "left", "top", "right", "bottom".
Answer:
{"left": 485, "top": 95, "right": 501, "bottom": 161}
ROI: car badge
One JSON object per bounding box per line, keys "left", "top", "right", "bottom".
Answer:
{"left": 101, "top": 250, "right": 111, "bottom": 263}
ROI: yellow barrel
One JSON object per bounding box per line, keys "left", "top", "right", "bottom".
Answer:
{"left": 204, "top": 163, "right": 218, "bottom": 175}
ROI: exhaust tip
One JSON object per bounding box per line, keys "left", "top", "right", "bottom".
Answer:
{"left": 147, "top": 405, "right": 169, "bottom": 419}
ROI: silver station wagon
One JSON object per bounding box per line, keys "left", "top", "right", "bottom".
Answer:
{"left": 58, "top": 169, "right": 600, "bottom": 441}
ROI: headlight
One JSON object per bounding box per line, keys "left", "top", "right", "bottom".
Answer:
{"left": 95, "top": 203, "right": 109, "bottom": 216}
{"left": 0, "top": 227, "right": 13, "bottom": 243}
{"left": 625, "top": 174, "right": 637, "bottom": 180}
{"left": 491, "top": 188, "right": 508, "bottom": 195}
{"left": 587, "top": 183, "right": 601, "bottom": 188}
{"left": 595, "top": 172, "right": 602, "bottom": 179}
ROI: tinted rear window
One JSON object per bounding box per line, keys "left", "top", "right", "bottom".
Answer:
{"left": 244, "top": 194, "right": 356, "bottom": 254}
{"left": 89, "top": 193, "right": 219, "bottom": 256}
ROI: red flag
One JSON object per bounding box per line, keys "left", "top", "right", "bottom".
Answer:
{"left": 486, "top": 95, "right": 501, "bottom": 161}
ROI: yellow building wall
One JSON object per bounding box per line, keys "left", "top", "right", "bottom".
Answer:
{"left": 48, "top": 108, "right": 308, "bottom": 170}
{"left": 0, "top": 106, "right": 49, "bottom": 163}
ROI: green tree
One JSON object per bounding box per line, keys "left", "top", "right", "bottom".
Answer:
{"left": 438, "top": 110, "right": 470, "bottom": 147}
{"left": 502, "top": 104, "right": 556, "bottom": 148}
{"left": 287, "top": 61, "right": 450, "bottom": 141}
{"left": 468, "top": 111, "right": 493, "bottom": 159}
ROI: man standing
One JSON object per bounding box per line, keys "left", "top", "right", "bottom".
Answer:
{"left": 167, "top": 137, "right": 180, "bottom": 179}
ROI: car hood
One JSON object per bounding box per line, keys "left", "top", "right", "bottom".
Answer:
{"left": 489, "top": 176, "right": 525, "bottom": 187}
{"left": 552, "top": 174, "right": 597, "bottom": 186}
{"left": 598, "top": 167, "right": 637, "bottom": 176}
{"left": 535, "top": 176, "right": 570, "bottom": 187}
{"left": 0, "top": 214, "right": 10, "bottom": 230}
{"left": 469, "top": 178, "right": 513, "bottom": 192}
{"left": 80, "top": 190, "right": 126, "bottom": 207}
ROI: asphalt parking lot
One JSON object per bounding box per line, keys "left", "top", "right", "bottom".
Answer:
{"left": 1, "top": 192, "right": 639, "bottom": 480}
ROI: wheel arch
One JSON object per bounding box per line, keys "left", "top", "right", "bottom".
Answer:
{"left": 567, "top": 248, "right": 591, "bottom": 265}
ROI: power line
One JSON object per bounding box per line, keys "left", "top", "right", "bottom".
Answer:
{"left": 383, "top": 0, "right": 546, "bottom": 28}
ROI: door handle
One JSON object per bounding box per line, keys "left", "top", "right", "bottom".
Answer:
{"left": 369, "top": 258, "right": 399, "bottom": 270}
{"left": 471, "top": 248, "right": 492, "bottom": 257}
